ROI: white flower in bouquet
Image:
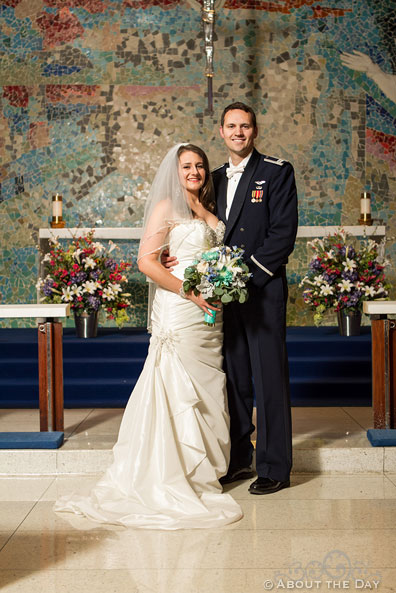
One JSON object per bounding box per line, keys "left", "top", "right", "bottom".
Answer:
{"left": 84, "top": 257, "right": 96, "bottom": 270}
{"left": 103, "top": 287, "right": 115, "bottom": 301}
{"left": 92, "top": 242, "right": 105, "bottom": 253}
{"left": 61, "top": 286, "right": 74, "bottom": 302}
{"left": 364, "top": 285, "right": 377, "bottom": 297}
{"left": 338, "top": 278, "right": 354, "bottom": 293}
{"left": 320, "top": 284, "right": 334, "bottom": 296}
{"left": 73, "top": 248, "right": 84, "bottom": 262}
{"left": 312, "top": 274, "right": 324, "bottom": 286}
{"left": 82, "top": 280, "right": 98, "bottom": 294}
{"left": 197, "top": 260, "right": 209, "bottom": 274}
{"left": 196, "top": 277, "right": 215, "bottom": 299}
{"left": 324, "top": 249, "right": 335, "bottom": 259}
{"left": 109, "top": 283, "right": 122, "bottom": 294}
{"left": 71, "top": 284, "right": 83, "bottom": 297}
{"left": 342, "top": 258, "right": 357, "bottom": 272}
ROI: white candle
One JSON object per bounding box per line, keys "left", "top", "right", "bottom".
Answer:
{"left": 52, "top": 195, "right": 62, "bottom": 218}
{"left": 361, "top": 192, "right": 371, "bottom": 215}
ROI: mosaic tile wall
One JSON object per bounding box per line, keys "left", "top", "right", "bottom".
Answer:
{"left": 0, "top": 0, "right": 395, "bottom": 328}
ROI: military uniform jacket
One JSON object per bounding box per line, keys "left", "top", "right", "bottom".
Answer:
{"left": 212, "top": 148, "right": 298, "bottom": 289}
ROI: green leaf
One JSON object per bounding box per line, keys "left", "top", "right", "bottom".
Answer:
{"left": 221, "top": 293, "right": 233, "bottom": 304}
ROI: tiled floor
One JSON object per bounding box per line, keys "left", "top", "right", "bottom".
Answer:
{"left": 0, "top": 408, "right": 396, "bottom": 592}
{"left": 0, "top": 405, "right": 378, "bottom": 449}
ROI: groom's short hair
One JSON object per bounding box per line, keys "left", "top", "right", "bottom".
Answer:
{"left": 220, "top": 102, "right": 257, "bottom": 129}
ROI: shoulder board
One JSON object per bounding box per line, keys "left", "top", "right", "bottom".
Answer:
{"left": 211, "top": 163, "right": 227, "bottom": 173}
{"left": 263, "top": 156, "right": 285, "bottom": 166}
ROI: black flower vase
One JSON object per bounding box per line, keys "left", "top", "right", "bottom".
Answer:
{"left": 337, "top": 310, "right": 361, "bottom": 337}
{"left": 74, "top": 311, "right": 99, "bottom": 338}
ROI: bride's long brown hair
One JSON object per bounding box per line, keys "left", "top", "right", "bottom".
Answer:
{"left": 177, "top": 144, "right": 216, "bottom": 213}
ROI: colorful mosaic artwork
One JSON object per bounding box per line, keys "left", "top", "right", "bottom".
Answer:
{"left": 0, "top": 0, "right": 395, "bottom": 327}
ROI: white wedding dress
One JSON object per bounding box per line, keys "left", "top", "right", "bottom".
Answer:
{"left": 55, "top": 220, "right": 242, "bottom": 529}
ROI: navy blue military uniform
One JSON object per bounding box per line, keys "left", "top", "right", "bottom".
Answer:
{"left": 212, "top": 147, "right": 298, "bottom": 482}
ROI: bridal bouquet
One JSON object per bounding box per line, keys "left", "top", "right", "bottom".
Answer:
{"left": 37, "top": 231, "right": 132, "bottom": 327}
{"left": 183, "top": 245, "right": 252, "bottom": 324}
{"left": 299, "top": 230, "right": 390, "bottom": 326}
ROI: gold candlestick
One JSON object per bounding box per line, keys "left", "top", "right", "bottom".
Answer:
{"left": 359, "top": 191, "right": 372, "bottom": 226}
{"left": 50, "top": 194, "right": 66, "bottom": 228}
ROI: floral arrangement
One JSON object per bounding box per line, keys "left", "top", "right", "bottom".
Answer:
{"left": 299, "top": 230, "right": 390, "bottom": 326}
{"left": 37, "top": 232, "right": 132, "bottom": 327}
{"left": 183, "top": 245, "right": 252, "bottom": 324}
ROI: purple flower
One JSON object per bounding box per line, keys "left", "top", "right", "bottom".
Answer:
{"left": 74, "top": 271, "right": 87, "bottom": 283}
{"left": 309, "top": 259, "right": 322, "bottom": 271}
{"left": 104, "top": 258, "right": 117, "bottom": 272}
{"left": 341, "top": 270, "right": 358, "bottom": 282}
{"left": 322, "top": 272, "right": 337, "bottom": 284}
{"left": 43, "top": 278, "right": 55, "bottom": 296}
{"left": 91, "top": 269, "right": 100, "bottom": 280}
{"left": 348, "top": 291, "right": 362, "bottom": 306}
{"left": 87, "top": 295, "right": 101, "bottom": 311}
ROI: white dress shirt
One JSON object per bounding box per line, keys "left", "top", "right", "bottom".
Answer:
{"left": 225, "top": 152, "right": 253, "bottom": 219}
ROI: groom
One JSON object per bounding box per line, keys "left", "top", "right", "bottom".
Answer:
{"left": 214, "top": 102, "right": 298, "bottom": 494}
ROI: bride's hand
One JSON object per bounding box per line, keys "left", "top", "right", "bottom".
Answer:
{"left": 188, "top": 292, "right": 221, "bottom": 317}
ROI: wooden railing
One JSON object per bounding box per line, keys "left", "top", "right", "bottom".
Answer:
{"left": 363, "top": 301, "right": 396, "bottom": 429}
{"left": 0, "top": 304, "right": 70, "bottom": 432}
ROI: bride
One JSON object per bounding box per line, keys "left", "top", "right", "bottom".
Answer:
{"left": 54, "top": 144, "right": 243, "bottom": 529}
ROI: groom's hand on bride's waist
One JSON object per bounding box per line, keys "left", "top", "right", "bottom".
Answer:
{"left": 161, "top": 248, "right": 178, "bottom": 271}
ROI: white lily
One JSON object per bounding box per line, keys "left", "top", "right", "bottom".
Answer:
{"left": 364, "top": 286, "right": 376, "bottom": 297}
{"left": 73, "top": 248, "right": 84, "bottom": 263}
{"left": 324, "top": 249, "right": 335, "bottom": 259}
{"left": 103, "top": 287, "right": 115, "bottom": 301}
{"left": 312, "top": 275, "right": 324, "bottom": 286}
{"left": 71, "top": 284, "right": 83, "bottom": 297}
{"left": 108, "top": 241, "right": 117, "bottom": 253}
{"left": 82, "top": 280, "right": 98, "bottom": 294}
{"left": 342, "top": 258, "right": 357, "bottom": 272}
{"left": 109, "top": 283, "right": 122, "bottom": 293}
{"left": 84, "top": 257, "right": 96, "bottom": 270}
{"left": 61, "top": 286, "right": 74, "bottom": 302}
{"left": 337, "top": 279, "right": 354, "bottom": 292}
{"left": 320, "top": 284, "right": 334, "bottom": 296}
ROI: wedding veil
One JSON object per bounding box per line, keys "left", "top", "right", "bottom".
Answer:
{"left": 138, "top": 143, "right": 196, "bottom": 328}
{"left": 138, "top": 144, "right": 194, "bottom": 262}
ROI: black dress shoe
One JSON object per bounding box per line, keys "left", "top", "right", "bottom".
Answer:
{"left": 248, "top": 477, "right": 290, "bottom": 495}
{"left": 220, "top": 467, "right": 256, "bottom": 485}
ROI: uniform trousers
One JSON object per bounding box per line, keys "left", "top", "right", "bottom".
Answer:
{"left": 222, "top": 267, "right": 292, "bottom": 482}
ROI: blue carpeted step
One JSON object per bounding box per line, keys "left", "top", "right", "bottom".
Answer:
{"left": 0, "top": 357, "right": 146, "bottom": 379}
{"left": 289, "top": 356, "right": 371, "bottom": 379}
{"left": 0, "top": 328, "right": 150, "bottom": 358}
{"left": 0, "top": 327, "right": 373, "bottom": 407}
{"left": 286, "top": 326, "right": 371, "bottom": 357}
{"left": 0, "top": 377, "right": 138, "bottom": 408}
{"left": 0, "top": 431, "right": 64, "bottom": 449}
